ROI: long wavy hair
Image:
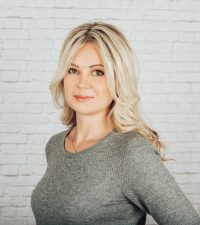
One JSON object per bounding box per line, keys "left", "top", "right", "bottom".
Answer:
{"left": 49, "top": 21, "right": 173, "bottom": 162}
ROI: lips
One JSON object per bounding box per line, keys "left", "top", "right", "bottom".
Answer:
{"left": 74, "top": 95, "right": 93, "bottom": 99}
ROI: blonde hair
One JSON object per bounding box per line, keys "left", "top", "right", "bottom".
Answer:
{"left": 49, "top": 21, "right": 173, "bottom": 162}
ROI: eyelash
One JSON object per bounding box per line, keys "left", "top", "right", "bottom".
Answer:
{"left": 67, "top": 68, "right": 104, "bottom": 76}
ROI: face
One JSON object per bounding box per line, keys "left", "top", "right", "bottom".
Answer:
{"left": 63, "top": 43, "right": 113, "bottom": 116}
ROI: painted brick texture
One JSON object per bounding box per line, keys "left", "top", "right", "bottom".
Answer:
{"left": 0, "top": 0, "right": 200, "bottom": 224}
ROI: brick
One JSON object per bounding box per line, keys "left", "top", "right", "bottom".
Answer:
{"left": 21, "top": 124, "right": 55, "bottom": 134}
{"left": 1, "top": 144, "right": 17, "bottom": 154}
{"left": 191, "top": 174, "right": 200, "bottom": 183}
{"left": 3, "top": 154, "right": 27, "bottom": 164}
{"left": 4, "top": 18, "right": 20, "bottom": 28}
{"left": 156, "top": 42, "right": 172, "bottom": 52}
{"left": 194, "top": 32, "right": 200, "bottom": 42}
{"left": 22, "top": 93, "right": 51, "bottom": 103}
{"left": 2, "top": 50, "right": 18, "bottom": 61}
{"left": 173, "top": 152, "right": 192, "bottom": 163}
{"left": 168, "top": 115, "right": 198, "bottom": 124}
{"left": 32, "top": 18, "right": 55, "bottom": 29}
{"left": 155, "top": 52, "right": 171, "bottom": 61}
{"left": 0, "top": 134, "right": 26, "bottom": 144}
{"left": 193, "top": 132, "right": 200, "bottom": 142}
{"left": 188, "top": 194, "right": 200, "bottom": 204}
{"left": 174, "top": 83, "right": 192, "bottom": 92}
{"left": 2, "top": 61, "right": 26, "bottom": 71}
{"left": 2, "top": 207, "right": 17, "bottom": 217}
{"left": 27, "top": 155, "right": 44, "bottom": 165}
{"left": 2, "top": 40, "right": 18, "bottom": 49}
{"left": 0, "top": 94, "right": 3, "bottom": 103}
{"left": 128, "top": 0, "right": 153, "bottom": 9}
{"left": 170, "top": 143, "right": 200, "bottom": 153}
{"left": 26, "top": 104, "right": 42, "bottom": 114}
{"left": 35, "top": 0, "right": 56, "bottom": 7}
{"left": 2, "top": 165, "right": 19, "bottom": 176}
{"left": 144, "top": 10, "right": 176, "bottom": 21}
{"left": 18, "top": 49, "right": 53, "bottom": 61}
{"left": 2, "top": 71, "right": 19, "bottom": 82}
{"left": 192, "top": 104, "right": 200, "bottom": 113}
{"left": 6, "top": 0, "right": 23, "bottom": 7}
{"left": 29, "top": 29, "right": 45, "bottom": 39}
{"left": 172, "top": 52, "right": 200, "bottom": 62}
{"left": 193, "top": 62, "right": 200, "bottom": 71}
{"left": 22, "top": 186, "right": 36, "bottom": 197}
{"left": 143, "top": 93, "right": 167, "bottom": 103}
{"left": 167, "top": 123, "right": 200, "bottom": 132}
{"left": 4, "top": 186, "right": 24, "bottom": 197}
{"left": 191, "top": 83, "right": 200, "bottom": 92}
{"left": 176, "top": 103, "right": 192, "bottom": 114}
{"left": 0, "top": 219, "right": 27, "bottom": 225}
{"left": 19, "top": 166, "right": 32, "bottom": 176}
{"left": 143, "top": 103, "right": 176, "bottom": 113}
{"left": 173, "top": 174, "right": 190, "bottom": 184}
{"left": 177, "top": 63, "right": 193, "bottom": 72}
{"left": 169, "top": 1, "right": 200, "bottom": 10}
{"left": 147, "top": 31, "right": 178, "bottom": 41}
{"left": 180, "top": 184, "right": 199, "bottom": 194}
{"left": 171, "top": 21, "right": 200, "bottom": 32}
{"left": 178, "top": 32, "right": 194, "bottom": 42}
{"left": 55, "top": 0, "right": 72, "bottom": 8}
{"left": 0, "top": 196, "right": 27, "bottom": 207}
{"left": 176, "top": 11, "right": 194, "bottom": 21}
{"left": 17, "top": 206, "right": 33, "bottom": 217}
{"left": 0, "top": 29, "right": 28, "bottom": 39}
{"left": 169, "top": 163, "right": 199, "bottom": 174}
{"left": 152, "top": 0, "right": 169, "bottom": 9}
{"left": 177, "top": 132, "right": 193, "bottom": 142}
{"left": 192, "top": 153, "right": 200, "bottom": 162}
{"left": 152, "top": 73, "right": 168, "bottom": 82}
{"left": 167, "top": 93, "right": 199, "bottom": 103}
{"left": 173, "top": 42, "right": 200, "bottom": 52}
{"left": 169, "top": 73, "right": 200, "bottom": 82}
{"left": 17, "top": 115, "right": 48, "bottom": 124}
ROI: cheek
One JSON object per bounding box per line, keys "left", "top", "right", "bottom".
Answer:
{"left": 63, "top": 77, "right": 72, "bottom": 87}
{"left": 98, "top": 82, "right": 113, "bottom": 102}
{"left": 63, "top": 79, "right": 74, "bottom": 101}
{"left": 63, "top": 78, "right": 75, "bottom": 92}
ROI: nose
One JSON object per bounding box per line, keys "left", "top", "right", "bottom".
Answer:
{"left": 77, "top": 72, "right": 91, "bottom": 88}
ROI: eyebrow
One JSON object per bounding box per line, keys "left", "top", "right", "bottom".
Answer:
{"left": 71, "top": 63, "right": 104, "bottom": 68}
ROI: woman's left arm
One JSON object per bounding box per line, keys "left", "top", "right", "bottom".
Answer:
{"left": 121, "top": 138, "right": 200, "bottom": 225}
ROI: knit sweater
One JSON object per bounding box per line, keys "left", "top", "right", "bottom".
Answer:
{"left": 31, "top": 127, "right": 200, "bottom": 225}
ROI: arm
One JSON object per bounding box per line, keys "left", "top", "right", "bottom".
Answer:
{"left": 121, "top": 136, "right": 200, "bottom": 225}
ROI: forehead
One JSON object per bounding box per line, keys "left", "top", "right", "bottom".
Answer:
{"left": 71, "top": 43, "right": 103, "bottom": 66}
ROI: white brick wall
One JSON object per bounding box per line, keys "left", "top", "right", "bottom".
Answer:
{"left": 0, "top": 0, "right": 200, "bottom": 224}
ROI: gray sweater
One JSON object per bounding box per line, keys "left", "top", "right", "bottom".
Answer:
{"left": 31, "top": 127, "right": 200, "bottom": 225}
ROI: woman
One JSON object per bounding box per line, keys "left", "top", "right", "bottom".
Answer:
{"left": 31, "top": 21, "right": 200, "bottom": 225}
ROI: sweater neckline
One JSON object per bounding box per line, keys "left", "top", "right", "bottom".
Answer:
{"left": 61, "top": 126, "right": 117, "bottom": 158}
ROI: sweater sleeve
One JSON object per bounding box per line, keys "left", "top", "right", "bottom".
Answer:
{"left": 121, "top": 135, "right": 200, "bottom": 225}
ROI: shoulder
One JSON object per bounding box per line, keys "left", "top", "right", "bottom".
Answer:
{"left": 121, "top": 130, "right": 161, "bottom": 160}
{"left": 119, "top": 130, "right": 164, "bottom": 181}
{"left": 121, "top": 131, "right": 167, "bottom": 188}
{"left": 44, "top": 129, "right": 69, "bottom": 161}
{"left": 45, "top": 129, "right": 68, "bottom": 150}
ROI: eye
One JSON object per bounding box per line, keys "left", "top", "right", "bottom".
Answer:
{"left": 93, "top": 70, "right": 104, "bottom": 76}
{"left": 67, "top": 68, "right": 78, "bottom": 74}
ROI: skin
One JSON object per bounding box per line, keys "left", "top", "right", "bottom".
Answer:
{"left": 63, "top": 43, "right": 114, "bottom": 150}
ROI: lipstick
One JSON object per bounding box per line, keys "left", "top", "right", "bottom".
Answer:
{"left": 74, "top": 95, "right": 94, "bottom": 102}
